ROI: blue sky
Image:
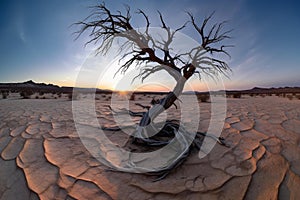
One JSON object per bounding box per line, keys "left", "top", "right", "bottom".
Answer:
{"left": 0, "top": 0, "right": 300, "bottom": 91}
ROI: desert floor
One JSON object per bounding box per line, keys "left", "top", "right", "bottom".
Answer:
{"left": 0, "top": 95, "right": 300, "bottom": 200}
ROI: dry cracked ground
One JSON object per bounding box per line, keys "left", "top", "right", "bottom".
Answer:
{"left": 0, "top": 96, "right": 300, "bottom": 200}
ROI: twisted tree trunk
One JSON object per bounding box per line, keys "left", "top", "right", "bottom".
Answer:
{"left": 135, "top": 65, "right": 195, "bottom": 143}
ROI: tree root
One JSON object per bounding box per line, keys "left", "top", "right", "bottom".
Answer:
{"left": 104, "top": 105, "right": 145, "bottom": 117}
{"left": 101, "top": 118, "right": 229, "bottom": 181}
{"left": 135, "top": 103, "right": 151, "bottom": 110}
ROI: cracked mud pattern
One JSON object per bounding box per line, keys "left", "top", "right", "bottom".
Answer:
{"left": 0, "top": 96, "right": 300, "bottom": 200}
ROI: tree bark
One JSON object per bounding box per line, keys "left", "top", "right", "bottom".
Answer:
{"left": 136, "top": 76, "right": 187, "bottom": 140}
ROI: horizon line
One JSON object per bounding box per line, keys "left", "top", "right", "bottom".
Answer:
{"left": 1, "top": 79, "right": 300, "bottom": 93}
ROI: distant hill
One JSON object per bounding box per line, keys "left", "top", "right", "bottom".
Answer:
{"left": 0, "top": 80, "right": 59, "bottom": 89}
{"left": 187, "top": 86, "right": 300, "bottom": 95}
{"left": 227, "top": 87, "right": 300, "bottom": 95}
{"left": 242, "top": 87, "right": 300, "bottom": 94}
{"left": 0, "top": 80, "right": 112, "bottom": 94}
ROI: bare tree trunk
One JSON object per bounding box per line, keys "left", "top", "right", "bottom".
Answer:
{"left": 136, "top": 77, "right": 186, "bottom": 140}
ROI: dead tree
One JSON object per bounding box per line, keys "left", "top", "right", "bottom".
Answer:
{"left": 75, "top": 3, "right": 232, "bottom": 180}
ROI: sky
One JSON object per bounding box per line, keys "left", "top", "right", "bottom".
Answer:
{"left": 0, "top": 0, "right": 300, "bottom": 91}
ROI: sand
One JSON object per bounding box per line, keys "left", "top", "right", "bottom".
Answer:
{"left": 0, "top": 96, "right": 300, "bottom": 200}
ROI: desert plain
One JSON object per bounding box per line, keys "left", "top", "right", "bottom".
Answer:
{"left": 0, "top": 94, "right": 300, "bottom": 200}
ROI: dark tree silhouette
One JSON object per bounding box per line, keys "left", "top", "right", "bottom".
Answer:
{"left": 75, "top": 3, "right": 232, "bottom": 180}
